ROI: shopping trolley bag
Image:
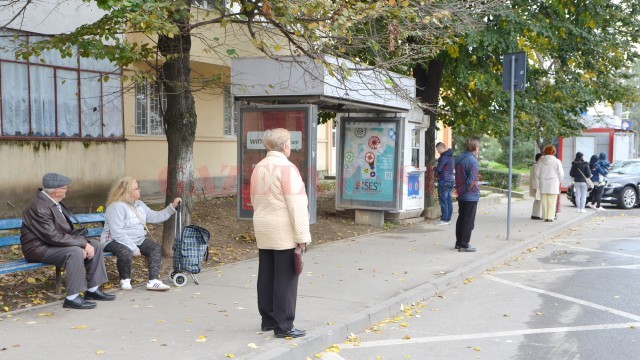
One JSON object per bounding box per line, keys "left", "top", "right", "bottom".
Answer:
{"left": 170, "top": 204, "right": 211, "bottom": 286}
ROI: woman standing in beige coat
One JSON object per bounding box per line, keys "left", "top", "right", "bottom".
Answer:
{"left": 250, "top": 128, "right": 311, "bottom": 339}
{"left": 535, "top": 145, "right": 565, "bottom": 222}
{"left": 529, "top": 153, "right": 543, "bottom": 220}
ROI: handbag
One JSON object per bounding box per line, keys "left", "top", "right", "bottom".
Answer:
{"left": 293, "top": 244, "right": 304, "bottom": 275}
{"left": 577, "top": 168, "right": 594, "bottom": 190}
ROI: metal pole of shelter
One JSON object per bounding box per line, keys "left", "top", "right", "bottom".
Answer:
{"left": 507, "top": 55, "right": 515, "bottom": 240}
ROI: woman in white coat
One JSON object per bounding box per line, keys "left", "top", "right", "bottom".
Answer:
{"left": 535, "top": 145, "right": 565, "bottom": 222}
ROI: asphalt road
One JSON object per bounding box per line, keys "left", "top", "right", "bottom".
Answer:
{"left": 313, "top": 210, "right": 640, "bottom": 360}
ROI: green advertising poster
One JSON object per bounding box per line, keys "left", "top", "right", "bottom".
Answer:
{"left": 339, "top": 119, "right": 401, "bottom": 210}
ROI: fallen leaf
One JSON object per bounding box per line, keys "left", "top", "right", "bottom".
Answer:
{"left": 247, "top": 343, "right": 258, "bottom": 349}
{"left": 224, "top": 354, "right": 235, "bottom": 358}
{"left": 402, "top": 334, "right": 411, "bottom": 340}
{"left": 72, "top": 325, "right": 88, "bottom": 329}
{"left": 27, "top": 278, "right": 36, "bottom": 284}
{"left": 96, "top": 350, "right": 105, "bottom": 355}
{"left": 38, "top": 313, "right": 53, "bottom": 317}
{"left": 474, "top": 347, "right": 481, "bottom": 351}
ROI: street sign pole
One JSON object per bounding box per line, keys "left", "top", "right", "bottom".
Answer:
{"left": 502, "top": 52, "right": 526, "bottom": 241}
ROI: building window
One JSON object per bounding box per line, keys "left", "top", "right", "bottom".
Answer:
{"left": 223, "top": 84, "right": 236, "bottom": 137}
{"left": 135, "top": 80, "right": 166, "bottom": 136}
{"left": 0, "top": 31, "right": 123, "bottom": 139}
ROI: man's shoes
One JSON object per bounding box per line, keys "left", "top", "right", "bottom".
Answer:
{"left": 274, "top": 327, "right": 306, "bottom": 338}
{"left": 454, "top": 245, "right": 461, "bottom": 249}
{"left": 63, "top": 295, "right": 97, "bottom": 309}
{"left": 531, "top": 216, "right": 542, "bottom": 220}
{"left": 458, "top": 247, "right": 477, "bottom": 252}
{"left": 436, "top": 220, "right": 450, "bottom": 225}
{"left": 261, "top": 325, "right": 275, "bottom": 331}
{"left": 84, "top": 288, "right": 116, "bottom": 301}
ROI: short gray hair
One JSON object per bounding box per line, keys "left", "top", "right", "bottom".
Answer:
{"left": 263, "top": 128, "right": 290, "bottom": 152}
{"left": 42, "top": 188, "right": 56, "bottom": 195}
{"left": 467, "top": 139, "right": 480, "bottom": 151}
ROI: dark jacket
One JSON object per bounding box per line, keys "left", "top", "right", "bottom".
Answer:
{"left": 569, "top": 160, "right": 591, "bottom": 182}
{"left": 20, "top": 191, "right": 88, "bottom": 261}
{"left": 455, "top": 151, "right": 480, "bottom": 202}
{"left": 435, "top": 148, "right": 455, "bottom": 183}
{"left": 590, "top": 161, "right": 608, "bottom": 182}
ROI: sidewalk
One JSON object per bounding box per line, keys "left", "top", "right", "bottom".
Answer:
{"left": 0, "top": 195, "right": 603, "bottom": 360}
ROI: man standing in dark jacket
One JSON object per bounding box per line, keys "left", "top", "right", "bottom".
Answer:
{"left": 454, "top": 139, "right": 481, "bottom": 252}
{"left": 21, "top": 173, "right": 115, "bottom": 309}
{"left": 435, "top": 142, "right": 455, "bottom": 225}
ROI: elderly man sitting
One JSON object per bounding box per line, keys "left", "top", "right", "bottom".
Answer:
{"left": 21, "top": 173, "right": 115, "bottom": 309}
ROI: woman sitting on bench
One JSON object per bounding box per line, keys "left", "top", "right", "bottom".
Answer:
{"left": 100, "top": 177, "right": 180, "bottom": 291}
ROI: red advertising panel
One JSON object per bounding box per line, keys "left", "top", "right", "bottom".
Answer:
{"left": 237, "top": 105, "right": 317, "bottom": 222}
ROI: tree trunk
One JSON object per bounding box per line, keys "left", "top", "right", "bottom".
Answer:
{"left": 414, "top": 59, "right": 444, "bottom": 213}
{"left": 158, "top": 14, "right": 196, "bottom": 257}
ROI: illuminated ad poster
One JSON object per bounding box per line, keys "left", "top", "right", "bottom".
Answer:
{"left": 237, "top": 105, "right": 317, "bottom": 222}
{"left": 338, "top": 119, "right": 402, "bottom": 210}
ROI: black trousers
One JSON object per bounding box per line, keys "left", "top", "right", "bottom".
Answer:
{"left": 257, "top": 248, "right": 299, "bottom": 332}
{"left": 455, "top": 200, "right": 478, "bottom": 249}
{"left": 104, "top": 238, "right": 163, "bottom": 280}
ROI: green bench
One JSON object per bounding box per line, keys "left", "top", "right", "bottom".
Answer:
{"left": 0, "top": 214, "right": 108, "bottom": 295}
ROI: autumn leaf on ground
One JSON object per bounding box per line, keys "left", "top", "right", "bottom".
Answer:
{"left": 26, "top": 278, "right": 36, "bottom": 284}
{"left": 463, "top": 277, "right": 475, "bottom": 284}
{"left": 38, "top": 312, "right": 53, "bottom": 317}
{"left": 96, "top": 350, "right": 105, "bottom": 355}
{"left": 72, "top": 325, "right": 88, "bottom": 329}
{"left": 195, "top": 335, "right": 207, "bottom": 343}
{"left": 224, "top": 354, "right": 235, "bottom": 358}
{"left": 247, "top": 343, "right": 258, "bottom": 349}
{"left": 474, "top": 347, "right": 481, "bottom": 351}
{"left": 402, "top": 334, "right": 411, "bottom": 340}
{"left": 325, "top": 344, "right": 341, "bottom": 353}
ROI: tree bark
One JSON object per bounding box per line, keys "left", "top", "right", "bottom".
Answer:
{"left": 414, "top": 59, "right": 444, "bottom": 214}
{"left": 158, "top": 13, "right": 196, "bottom": 257}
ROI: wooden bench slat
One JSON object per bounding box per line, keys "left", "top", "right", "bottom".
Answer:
{"left": 0, "top": 213, "right": 104, "bottom": 231}
{"left": 0, "top": 258, "right": 47, "bottom": 275}
{"left": 0, "top": 218, "right": 23, "bottom": 231}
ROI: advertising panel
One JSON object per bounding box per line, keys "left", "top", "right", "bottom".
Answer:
{"left": 337, "top": 118, "right": 402, "bottom": 210}
{"left": 237, "top": 105, "right": 317, "bottom": 222}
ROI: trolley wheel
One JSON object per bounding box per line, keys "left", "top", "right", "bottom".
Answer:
{"left": 170, "top": 271, "right": 177, "bottom": 281}
{"left": 173, "top": 273, "right": 187, "bottom": 287}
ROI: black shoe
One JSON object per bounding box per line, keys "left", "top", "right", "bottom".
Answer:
{"left": 274, "top": 327, "right": 306, "bottom": 338}
{"left": 84, "top": 288, "right": 116, "bottom": 301}
{"left": 63, "top": 295, "right": 97, "bottom": 309}
{"left": 454, "top": 245, "right": 461, "bottom": 250}
{"left": 261, "top": 325, "right": 275, "bottom": 331}
{"left": 544, "top": 219, "right": 553, "bottom": 222}
{"left": 458, "top": 247, "right": 477, "bottom": 252}
{"left": 531, "top": 216, "right": 542, "bottom": 220}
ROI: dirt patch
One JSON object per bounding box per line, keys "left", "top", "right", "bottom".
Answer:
{"left": 0, "top": 189, "right": 406, "bottom": 312}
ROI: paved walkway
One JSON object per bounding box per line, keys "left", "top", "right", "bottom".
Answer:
{"left": 0, "top": 194, "right": 606, "bottom": 360}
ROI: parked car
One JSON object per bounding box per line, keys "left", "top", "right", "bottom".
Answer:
{"left": 567, "top": 159, "right": 640, "bottom": 209}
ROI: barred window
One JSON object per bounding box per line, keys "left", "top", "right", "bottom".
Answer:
{"left": 223, "top": 84, "right": 236, "bottom": 137}
{"left": 135, "top": 80, "right": 166, "bottom": 136}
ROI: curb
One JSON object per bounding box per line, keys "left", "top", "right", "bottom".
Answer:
{"left": 252, "top": 208, "right": 598, "bottom": 359}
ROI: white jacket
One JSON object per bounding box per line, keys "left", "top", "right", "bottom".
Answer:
{"left": 535, "top": 155, "right": 564, "bottom": 195}
{"left": 250, "top": 151, "right": 311, "bottom": 250}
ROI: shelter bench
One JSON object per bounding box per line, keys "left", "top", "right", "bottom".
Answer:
{"left": 0, "top": 214, "right": 109, "bottom": 295}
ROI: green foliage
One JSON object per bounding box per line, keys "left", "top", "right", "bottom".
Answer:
{"left": 439, "top": 0, "right": 640, "bottom": 143}
{"left": 496, "top": 137, "right": 535, "bottom": 169}
{"left": 479, "top": 168, "right": 521, "bottom": 189}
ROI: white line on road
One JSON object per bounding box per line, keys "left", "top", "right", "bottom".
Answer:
{"left": 340, "top": 322, "right": 640, "bottom": 349}
{"left": 318, "top": 353, "right": 347, "bottom": 360}
{"left": 484, "top": 275, "right": 640, "bottom": 321}
{"left": 494, "top": 264, "right": 640, "bottom": 274}
{"left": 554, "top": 242, "right": 640, "bottom": 259}
{"left": 598, "top": 224, "right": 640, "bottom": 233}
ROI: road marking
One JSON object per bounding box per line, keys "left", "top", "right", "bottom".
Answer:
{"left": 494, "top": 264, "right": 640, "bottom": 274}
{"left": 598, "top": 224, "right": 640, "bottom": 233}
{"left": 484, "top": 275, "right": 640, "bottom": 321}
{"left": 318, "top": 353, "right": 347, "bottom": 360}
{"left": 554, "top": 242, "right": 640, "bottom": 259}
{"left": 340, "top": 322, "right": 640, "bottom": 349}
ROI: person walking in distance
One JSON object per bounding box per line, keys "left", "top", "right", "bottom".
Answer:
{"left": 529, "top": 153, "right": 543, "bottom": 220}
{"left": 435, "top": 142, "right": 455, "bottom": 225}
{"left": 454, "top": 139, "right": 481, "bottom": 252}
{"left": 569, "top": 152, "right": 591, "bottom": 213}
{"left": 535, "top": 145, "right": 564, "bottom": 222}
{"left": 587, "top": 154, "right": 608, "bottom": 210}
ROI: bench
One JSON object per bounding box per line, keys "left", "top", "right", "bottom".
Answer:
{"left": 0, "top": 213, "right": 107, "bottom": 295}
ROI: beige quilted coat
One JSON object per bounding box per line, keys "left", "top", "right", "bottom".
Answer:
{"left": 250, "top": 151, "right": 312, "bottom": 250}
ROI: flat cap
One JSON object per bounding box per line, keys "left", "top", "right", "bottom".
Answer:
{"left": 42, "top": 173, "right": 72, "bottom": 189}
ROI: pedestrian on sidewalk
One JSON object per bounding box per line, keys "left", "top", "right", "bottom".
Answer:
{"left": 250, "top": 128, "right": 311, "bottom": 339}
{"left": 587, "top": 154, "right": 608, "bottom": 210}
{"left": 535, "top": 145, "right": 564, "bottom": 222}
{"left": 569, "top": 152, "right": 591, "bottom": 213}
{"left": 21, "top": 173, "right": 115, "bottom": 309}
{"left": 454, "top": 138, "right": 480, "bottom": 252}
{"left": 100, "top": 177, "right": 180, "bottom": 291}
{"left": 529, "top": 153, "right": 543, "bottom": 220}
{"left": 435, "top": 142, "right": 455, "bottom": 225}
